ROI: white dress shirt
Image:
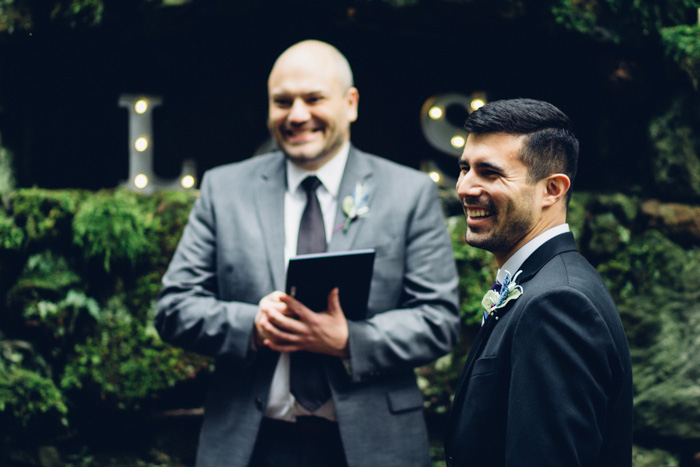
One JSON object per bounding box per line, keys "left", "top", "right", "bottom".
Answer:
{"left": 496, "top": 223, "right": 571, "bottom": 283}
{"left": 264, "top": 143, "right": 350, "bottom": 422}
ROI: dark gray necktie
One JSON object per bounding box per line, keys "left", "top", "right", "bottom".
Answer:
{"left": 291, "top": 175, "right": 331, "bottom": 411}
{"left": 296, "top": 176, "right": 327, "bottom": 256}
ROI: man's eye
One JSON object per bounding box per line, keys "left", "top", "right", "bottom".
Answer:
{"left": 307, "top": 96, "right": 324, "bottom": 104}
{"left": 274, "top": 99, "right": 292, "bottom": 108}
{"left": 481, "top": 168, "right": 501, "bottom": 177}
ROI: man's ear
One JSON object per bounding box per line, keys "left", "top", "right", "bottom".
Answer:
{"left": 541, "top": 174, "right": 570, "bottom": 208}
{"left": 346, "top": 87, "right": 359, "bottom": 123}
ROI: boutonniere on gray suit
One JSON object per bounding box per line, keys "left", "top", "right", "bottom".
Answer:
{"left": 335, "top": 182, "right": 370, "bottom": 233}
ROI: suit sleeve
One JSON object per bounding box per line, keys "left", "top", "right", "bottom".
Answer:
{"left": 345, "top": 178, "right": 460, "bottom": 382}
{"left": 504, "top": 289, "right": 621, "bottom": 466}
{"left": 154, "top": 172, "right": 258, "bottom": 363}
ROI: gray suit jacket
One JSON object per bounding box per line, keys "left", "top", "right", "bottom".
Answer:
{"left": 155, "top": 147, "right": 460, "bottom": 467}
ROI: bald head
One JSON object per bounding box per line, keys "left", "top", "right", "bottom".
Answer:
{"left": 266, "top": 40, "right": 359, "bottom": 170}
{"left": 269, "top": 40, "right": 354, "bottom": 94}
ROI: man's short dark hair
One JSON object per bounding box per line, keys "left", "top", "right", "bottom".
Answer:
{"left": 464, "top": 98, "right": 579, "bottom": 202}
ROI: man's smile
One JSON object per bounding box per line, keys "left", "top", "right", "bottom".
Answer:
{"left": 466, "top": 208, "right": 494, "bottom": 219}
{"left": 283, "top": 126, "right": 322, "bottom": 143}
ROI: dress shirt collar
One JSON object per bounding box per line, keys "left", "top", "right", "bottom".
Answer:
{"left": 496, "top": 223, "right": 571, "bottom": 282}
{"left": 286, "top": 143, "right": 350, "bottom": 198}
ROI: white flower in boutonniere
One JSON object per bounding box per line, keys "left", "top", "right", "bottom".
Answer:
{"left": 481, "top": 270, "right": 523, "bottom": 322}
{"left": 336, "top": 182, "right": 370, "bottom": 233}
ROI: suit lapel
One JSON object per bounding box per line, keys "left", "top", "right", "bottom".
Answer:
{"left": 516, "top": 232, "right": 578, "bottom": 283}
{"left": 253, "top": 153, "right": 287, "bottom": 291}
{"left": 446, "top": 314, "right": 499, "bottom": 432}
{"left": 328, "top": 147, "right": 374, "bottom": 252}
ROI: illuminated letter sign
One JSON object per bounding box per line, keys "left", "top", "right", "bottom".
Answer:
{"left": 119, "top": 94, "right": 197, "bottom": 193}
{"left": 420, "top": 92, "right": 487, "bottom": 157}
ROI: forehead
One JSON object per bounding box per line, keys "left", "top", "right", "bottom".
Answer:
{"left": 460, "top": 132, "right": 526, "bottom": 166}
{"left": 268, "top": 55, "right": 343, "bottom": 97}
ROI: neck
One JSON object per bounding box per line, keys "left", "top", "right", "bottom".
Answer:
{"left": 494, "top": 218, "right": 567, "bottom": 268}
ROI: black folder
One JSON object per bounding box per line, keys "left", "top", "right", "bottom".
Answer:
{"left": 285, "top": 249, "right": 375, "bottom": 321}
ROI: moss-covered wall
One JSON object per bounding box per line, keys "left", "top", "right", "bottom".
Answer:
{"left": 1, "top": 188, "right": 699, "bottom": 465}
{"left": 0, "top": 188, "right": 210, "bottom": 465}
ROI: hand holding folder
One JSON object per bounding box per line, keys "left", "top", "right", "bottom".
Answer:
{"left": 285, "top": 249, "right": 376, "bottom": 321}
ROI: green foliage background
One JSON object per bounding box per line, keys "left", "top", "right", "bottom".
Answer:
{"left": 0, "top": 189, "right": 210, "bottom": 465}
{"left": 1, "top": 0, "right": 700, "bottom": 465}
{"left": 1, "top": 188, "right": 699, "bottom": 466}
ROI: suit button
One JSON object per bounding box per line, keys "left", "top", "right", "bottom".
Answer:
{"left": 254, "top": 398, "right": 263, "bottom": 410}
{"left": 446, "top": 456, "right": 453, "bottom": 467}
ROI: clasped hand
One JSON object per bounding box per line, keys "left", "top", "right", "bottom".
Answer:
{"left": 254, "top": 288, "right": 349, "bottom": 358}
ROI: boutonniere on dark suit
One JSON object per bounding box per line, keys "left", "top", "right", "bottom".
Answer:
{"left": 481, "top": 270, "right": 523, "bottom": 325}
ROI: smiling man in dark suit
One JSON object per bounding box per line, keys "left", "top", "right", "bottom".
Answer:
{"left": 155, "top": 40, "right": 460, "bottom": 467}
{"left": 444, "top": 98, "right": 633, "bottom": 467}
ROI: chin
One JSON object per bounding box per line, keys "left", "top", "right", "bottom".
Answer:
{"left": 280, "top": 142, "right": 315, "bottom": 158}
{"left": 285, "top": 151, "right": 326, "bottom": 168}
{"left": 465, "top": 232, "right": 491, "bottom": 250}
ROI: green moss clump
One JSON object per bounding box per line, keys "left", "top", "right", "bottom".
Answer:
{"left": 12, "top": 250, "right": 82, "bottom": 295}
{"left": 60, "top": 296, "right": 210, "bottom": 410}
{"left": 0, "top": 210, "right": 25, "bottom": 250}
{"left": 0, "top": 143, "right": 15, "bottom": 196}
{"left": 648, "top": 98, "right": 700, "bottom": 202}
{"left": 661, "top": 24, "right": 700, "bottom": 90}
{"left": 72, "top": 190, "right": 155, "bottom": 272}
{"left": 0, "top": 368, "right": 68, "bottom": 428}
{"left": 148, "top": 190, "right": 197, "bottom": 268}
{"left": 22, "top": 290, "right": 101, "bottom": 351}
{"left": 599, "top": 229, "right": 700, "bottom": 441}
{"left": 6, "top": 251, "right": 89, "bottom": 343}
{"left": 591, "top": 193, "right": 639, "bottom": 224}
{"left": 585, "top": 212, "right": 632, "bottom": 260}
{"left": 0, "top": 340, "right": 68, "bottom": 438}
{"left": 566, "top": 192, "right": 591, "bottom": 244}
{"left": 8, "top": 188, "right": 83, "bottom": 248}
{"left": 632, "top": 445, "right": 678, "bottom": 467}
{"left": 597, "top": 230, "right": 697, "bottom": 300}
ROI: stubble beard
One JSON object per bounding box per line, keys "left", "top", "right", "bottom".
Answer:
{"left": 466, "top": 212, "right": 533, "bottom": 255}
{"left": 276, "top": 127, "right": 347, "bottom": 170}
{"left": 465, "top": 190, "right": 536, "bottom": 256}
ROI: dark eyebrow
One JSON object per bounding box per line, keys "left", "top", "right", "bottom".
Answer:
{"left": 458, "top": 159, "right": 506, "bottom": 173}
{"left": 305, "top": 91, "right": 327, "bottom": 99}
{"left": 271, "top": 90, "right": 326, "bottom": 100}
{"left": 475, "top": 161, "right": 505, "bottom": 173}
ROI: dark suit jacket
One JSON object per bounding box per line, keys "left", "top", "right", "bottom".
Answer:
{"left": 444, "top": 233, "right": 633, "bottom": 467}
{"left": 155, "top": 147, "right": 460, "bottom": 467}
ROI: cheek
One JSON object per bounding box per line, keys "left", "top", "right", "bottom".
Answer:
{"left": 316, "top": 110, "right": 334, "bottom": 127}
{"left": 268, "top": 110, "right": 287, "bottom": 126}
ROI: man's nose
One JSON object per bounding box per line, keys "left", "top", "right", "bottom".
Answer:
{"left": 288, "top": 99, "right": 311, "bottom": 123}
{"left": 456, "top": 172, "right": 483, "bottom": 198}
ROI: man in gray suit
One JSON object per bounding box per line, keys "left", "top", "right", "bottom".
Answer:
{"left": 155, "top": 40, "right": 460, "bottom": 467}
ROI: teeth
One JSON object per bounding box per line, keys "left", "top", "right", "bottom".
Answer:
{"left": 468, "top": 209, "right": 491, "bottom": 218}
{"left": 286, "top": 128, "right": 319, "bottom": 136}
